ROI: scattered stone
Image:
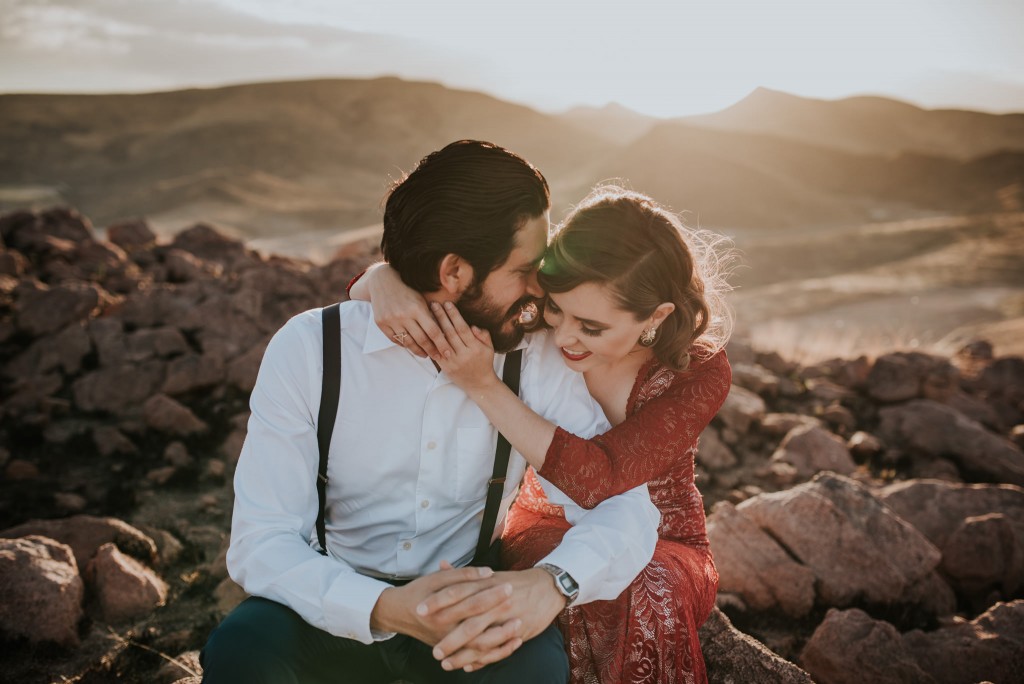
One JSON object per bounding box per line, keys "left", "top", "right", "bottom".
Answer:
{"left": 164, "top": 441, "right": 193, "bottom": 468}
{"left": 92, "top": 425, "right": 137, "bottom": 456}
{"left": 770, "top": 424, "right": 856, "bottom": 480}
{"left": 0, "top": 514, "right": 158, "bottom": 571}
{"left": 804, "top": 378, "right": 854, "bottom": 403}
{"left": 106, "top": 218, "right": 156, "bottom": 252}
{"left": 171, "top": 223, "right": 245, "bottom": 263}
{"left": 0, "top": 536, "right": 84, "bottom": 647}
{"left": 142, "top": 394, "right": 208, "bottom": 435}
{"left": 699, "top": 607, "right": 814, "bottom": 684}
{"left": 125, "top": 326, "right": 189, "bottom": 361}
{"left": 86, "top": 542, "right": 168, "bottom": 623}
{"left": 146, "top": 466, "right": 177, "bottom": 486}
{"left": 902, "top": 600, "right": 1024, "bottom": 684}
{"left": 847, "top": 431, "right": 884, "bottom": 460}
{"left": 756, "top": 351, "right": 799, "bottom": 377}
{"left": 54, "top": 492, "right": 89, "bottom": 513}
{"left": 15, "top": 281, "right": 101, "bottom": 337}
{"left": 5, "top": 459, "right": 41, "bottom": 480}
{"left": 820, "top": 403, "right": 857, "bottom": 434}
{"left": 164, "top": 248, "right": 223, "bottom": 282}
{"left": 732, "top": 363, "right": 780, "bottom": 396}
{"left": 163, "top": 353, "right": 226, "bottom": 395}
{"left": 940, "top": 513, "right": 1022, "bottom": 597}
{"left": 800, "top": 608, "right": 935, "bottom": 684}
{"left": 698, "top": 427, "right": 738, "bottom": 471}
{"left": 718, "top": 385, "right": 766, "bottom": 435}
{"left": 761, "top": 413, "right": 822, "bottom": 438}
{"left": 73, "top": 360, "right": 166, "bottom": 414}
{"left": 878, "top": 399, "right": 1024, "bottom": 486}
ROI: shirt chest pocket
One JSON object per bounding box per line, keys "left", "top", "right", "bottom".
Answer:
{"left": 455, "top": 426, "right": 497, "bottom": 503}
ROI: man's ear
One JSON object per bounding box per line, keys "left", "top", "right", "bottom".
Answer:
{"left": 437, "top": 253, "right": 475, "bottom": 297}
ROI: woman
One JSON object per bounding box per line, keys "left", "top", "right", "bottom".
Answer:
{"left": 354, "top": 186, "right": 732, "bottom": 683}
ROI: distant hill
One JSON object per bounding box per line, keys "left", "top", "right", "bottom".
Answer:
{"left": 0, "top": 78, "right": 613, "bottom": 238}
{"left": 592, "top": 120, "right": 1024, "bottom": 230}
{"left": 1, "top": 78, "right": 1022, "bottom": 240}
{"left": 557, "top": 102, "right": 656, "bottom": 143}
{"left": 683, "top": 87, "right": 1024, "bottom": 160}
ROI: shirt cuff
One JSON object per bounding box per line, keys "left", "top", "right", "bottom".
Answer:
{"left": 321, "top": 572, "right": 394, "bottom": 644}
{"left": 535, "top": 545, "right": 607, "bottom": 607}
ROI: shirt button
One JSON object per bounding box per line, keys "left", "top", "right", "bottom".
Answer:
{"left": 420, "top": 500, "right": 430, "bottom": 509}
{"left": 402, "top": 541, "right": 412, "bottom": 550}
{"left": 426, "top": 441, "right": 437, "bottom": 450}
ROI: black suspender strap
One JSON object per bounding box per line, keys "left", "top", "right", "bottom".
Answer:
{"left": 471, "top": 348, "right": 523, "bottom": 566}
{"left": 316, "top": 302, "right": 341, "bottom": 556}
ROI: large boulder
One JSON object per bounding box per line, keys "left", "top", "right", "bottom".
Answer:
{"left": 0, "top": 514, "right": 158, "bottom": 570}
{"left": 85, "top": 542, "right": 168, "bottom": 623}
{"left": 902, "top": 600, "right": 1024, "bottom": 684}
{"left": 800, "top": 608, "right": 935, "bottom": 684}
{"left": 706, "top": 502, "right": 816, "bottom": 617}
{"left": 770, "top": 424, "right": 856, "bottom": 480}
{"left": 737, "top": 473, "right": 946, "bottom": 610}
{"left": 699, "top": 607, "right": 814, "bottom": 684}
{"left": 0, "top": 536, "right": 84, "bottom": 646}
{"left": 878, "top": 399, "right": 1024, "bottom": 486}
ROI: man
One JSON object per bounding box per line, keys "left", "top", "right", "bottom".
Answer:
{"left": 201, "top": 141, "right": 659, "bottom": 682}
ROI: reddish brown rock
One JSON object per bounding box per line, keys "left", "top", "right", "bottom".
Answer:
{"left": 165, "top": 248, "right": 223, "bottom": 282}
{"left": 738, "top": 473, "right": 942, "bottom": 609}
{"left": 867, "top": 352, "right": 958, "bottom": 403}
{"left": 902, "top": 600, "right": 1024, "bottom": 684}
{"left": 142, "top": 394, "right": 208, "bottom": 435}
{"left": 731, "top": 363, "right": 779, "bottom": 397}
{"left": 15, "top": 281, "right": 101, "bottom": 337}
{"left": 800, "top": 608, "right": 935, "bottom": 684}
{"left": 106, "top": 218, "right": 156, "bottom": 252}
{"left": 718, "top": 385, "right": 766, "bottom": 435}
{"left": 847, "top": 431, "right": 884, "bottom": 459}
{"left": 125, "top": 326, "right": 189, "bottom": 361}
{"left": 4, "top": 321, "right": 91, "bottom": 379}
{"left": 0, "top": 536, "right": 84, "bottom": 647}
{"left": 770, "top": 424, "right": 856, "bottom": 480}
{"left": 761, "top": 413, "right": 822, "bottom": 438}
{"left": 163, "top": 353, "right": 226, "bottom": 395}
{"left": 878, "top": 399, "right": 1024, "bottom": 486}
{"left": 699, "top": 607, "right": 814, "bottom": 684}
{"left": 821, "top": 403, "right": 857, "bottom": 434}
{"left": 0, "top": 514, "right": 158, "bottom": 571}
{"left": 940, "top": 513, "right": 1023, "bottom": 596}
{"left": 86, "top": 542, "right": 168, "bottom": 623}
{"left": 72, "top": 360, "right": 165, "bottom": 414}
{"left": 92, "top": 425, "right": 137, "bottom": 456}
{"left": 697, "top": 427, "right": 738, "bottom": 471}
{"left": 706, "top": 502, "right": 816, "bottom": 617}
{"left": 171, "top": 223, "right": 246, "bottom": 263}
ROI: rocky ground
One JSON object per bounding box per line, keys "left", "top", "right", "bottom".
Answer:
{"left": 1, "top": 207, "right": 1022, "bottom": 683}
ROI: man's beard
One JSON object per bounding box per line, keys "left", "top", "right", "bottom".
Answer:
{"left": 457, "top": 281, "right": 531, "bottom": 353}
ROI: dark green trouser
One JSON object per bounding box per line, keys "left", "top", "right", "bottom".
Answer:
{"left": 200, "top": 597, "right": 568, "bottom": 684}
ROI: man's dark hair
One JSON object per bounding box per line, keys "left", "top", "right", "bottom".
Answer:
{"left": 381, "top": 140, "right": 550, "bottom": 292}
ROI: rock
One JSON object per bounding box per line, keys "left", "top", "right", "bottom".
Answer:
{"left": 54, "top": 492, "right": 89, "bottom": 513}
{"left": 697, "top": 427, "right": 738, "bottom": 471}
{"left": 4, "top": 321, "right": 91, "bottom": 380}
{"left": 977, "top": 357, "right": 1024, "bottom": 427}
{"left": 737, "top": 473, "right": 941, "bottom": 609}
{"left": 866, "top": 352, "right": 958, "bottom": 403}
{"left": 940, "top": 513, "right": 1022, "bottom": 597}
{"left": 73, "top": 360, "right": 166, "bottom": 414}
{"left": 107, "top": 218, "right": 156, "bottom": 252}
{"left": 800, "top": 608, "right": 936, "bottom": 684}
{"left": 957, "top": 339, "right": 994, "bottom": 362}
{"left": 944, "top": 390, "right": 1002, "bottom": 430}
{"left": 139, "top": 526, "right": 185, "bottom": 568}
{"left": 804, "top": 378, "right": 854, "bottom": 403}
{"left": 770, "top": 425, "right": 856, "bottom": 480}
{"left": 0, "top": 536, "right": 84, "bottom": 646}
{"left": 878, "top": 399, "right": 1024, "bottom": 486}
{"left": 165, "top": 248, "right": 223, "bottom": 282}
{"left": 706, "top": 502, "right": 816, "bottom": 617}
{"left": 0, "top": 514, "right": 158, "bottom": 571}
{"left": 214, "top": 576, "right": 247, "bottom": 616}
{"left": 88, "top": 316, "right": 126, "bottom": 367}
{"left": 732, "top": 363, "right": 779, "bottom": 396}
{"left": 119, "top": 286, "right": 203, "bottom": 329}
{"left": 902, "top": 600, "right": 1024, "bottom": 684}
{"left": 125, "top": 326, "right": 190, "bottom": 361}
{"left": 802, "top": 356, "right": 871, "bottom": 389}
{"left": 756, "top": 351, "right": 799, "bottom": 377}
{"left": 92, "top": 425, "right": 138, "bottom": 456}
{"left": 171, "top": 223, "right": 245, "bottom": 264}
{"left": 847, "top": 431, "right": 884, "bottom": 460}
{"left": 142, "top": 394, "right": 208, "bottom": 435}
{"left": 821, "top": 403, "right": 857, "bottom": 434}
{"left": 724, "top": 338, "right": 756, "bottom": 366}
{"left": 761, "top": 413, "right": 822, "bottom": 438}
{"left": 699, "top": 607, "right": 814, "bottom": 684}
{"left": 15, "top": 281, "right": 100, "bottom": 337}
{"left": 86, "top": 542, "right": 168, "bottom": 623}
{"left": 718, "top": 385, "right": 767, "bottom": 435}
{"left": 226, "top": 341, "right": 267, "bottom": 392}
{"left": 163, "top": 352, "right": 226, "bottom": 395}
{"left": 164, "top": 441, "right": 193, "bottom": 468}
{"left": 5, "top": 459, "right": 41, "bottom": 480}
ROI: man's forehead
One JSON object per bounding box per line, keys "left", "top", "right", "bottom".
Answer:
{"left": 510, "top": 214, "right": 548, "bottom": 266}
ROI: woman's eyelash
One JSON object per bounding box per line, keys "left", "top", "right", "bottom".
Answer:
{"left": 580, "top": 326, "right": 602, "bottom": 337}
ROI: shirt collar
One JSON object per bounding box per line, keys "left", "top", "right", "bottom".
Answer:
{"left": 363, "top": 318, "right": 399, "bottom": 355}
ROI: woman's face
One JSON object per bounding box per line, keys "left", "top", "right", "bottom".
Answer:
{"left": 544, "top": 281, "right": 661, "bottom": 372}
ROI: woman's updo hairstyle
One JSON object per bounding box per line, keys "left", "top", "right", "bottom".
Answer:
{"left": 539, "top": 185, "right": 732, "bottom": 371}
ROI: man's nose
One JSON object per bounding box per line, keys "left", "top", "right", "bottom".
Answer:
{"left": 525, "top": 271, "right": 544, "bottom": 299}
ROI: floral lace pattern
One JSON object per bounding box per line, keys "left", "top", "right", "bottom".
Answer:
{"left": 502, "top": 350, "right": 731, "bottom": 683}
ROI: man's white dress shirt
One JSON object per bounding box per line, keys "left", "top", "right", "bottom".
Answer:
{"left": 228, "top": 302, "right": 660, "bottom": 644}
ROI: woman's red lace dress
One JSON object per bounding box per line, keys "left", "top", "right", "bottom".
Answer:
{"left": 501, "top": 349, "right": 732, "bottom": 684}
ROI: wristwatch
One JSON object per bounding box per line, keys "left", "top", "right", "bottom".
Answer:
{"left": 536, "top": 563, "right": 579, "bottom": 607}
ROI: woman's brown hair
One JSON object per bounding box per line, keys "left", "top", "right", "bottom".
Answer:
{"left": 539, "top": 185, "right": 732, "bottom": 370}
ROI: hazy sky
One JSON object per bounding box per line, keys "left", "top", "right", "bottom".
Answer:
{"left": 2, "top": 0, "right": 1023, "bottom": 116}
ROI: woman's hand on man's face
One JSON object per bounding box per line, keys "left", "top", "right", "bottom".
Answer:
{"left": 431, "top": 301, "right": 500, "bottom": 391}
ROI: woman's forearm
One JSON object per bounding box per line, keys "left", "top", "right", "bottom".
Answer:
{"left": 465, "top": 377, "right": 556, "bottom": 469}
{"left": 346, "top": 261, "right": 385, "bottom": 301}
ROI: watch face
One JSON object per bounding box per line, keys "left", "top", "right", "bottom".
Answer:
{"left": 558, "top": 574, "right": 578, "bottom": 594}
